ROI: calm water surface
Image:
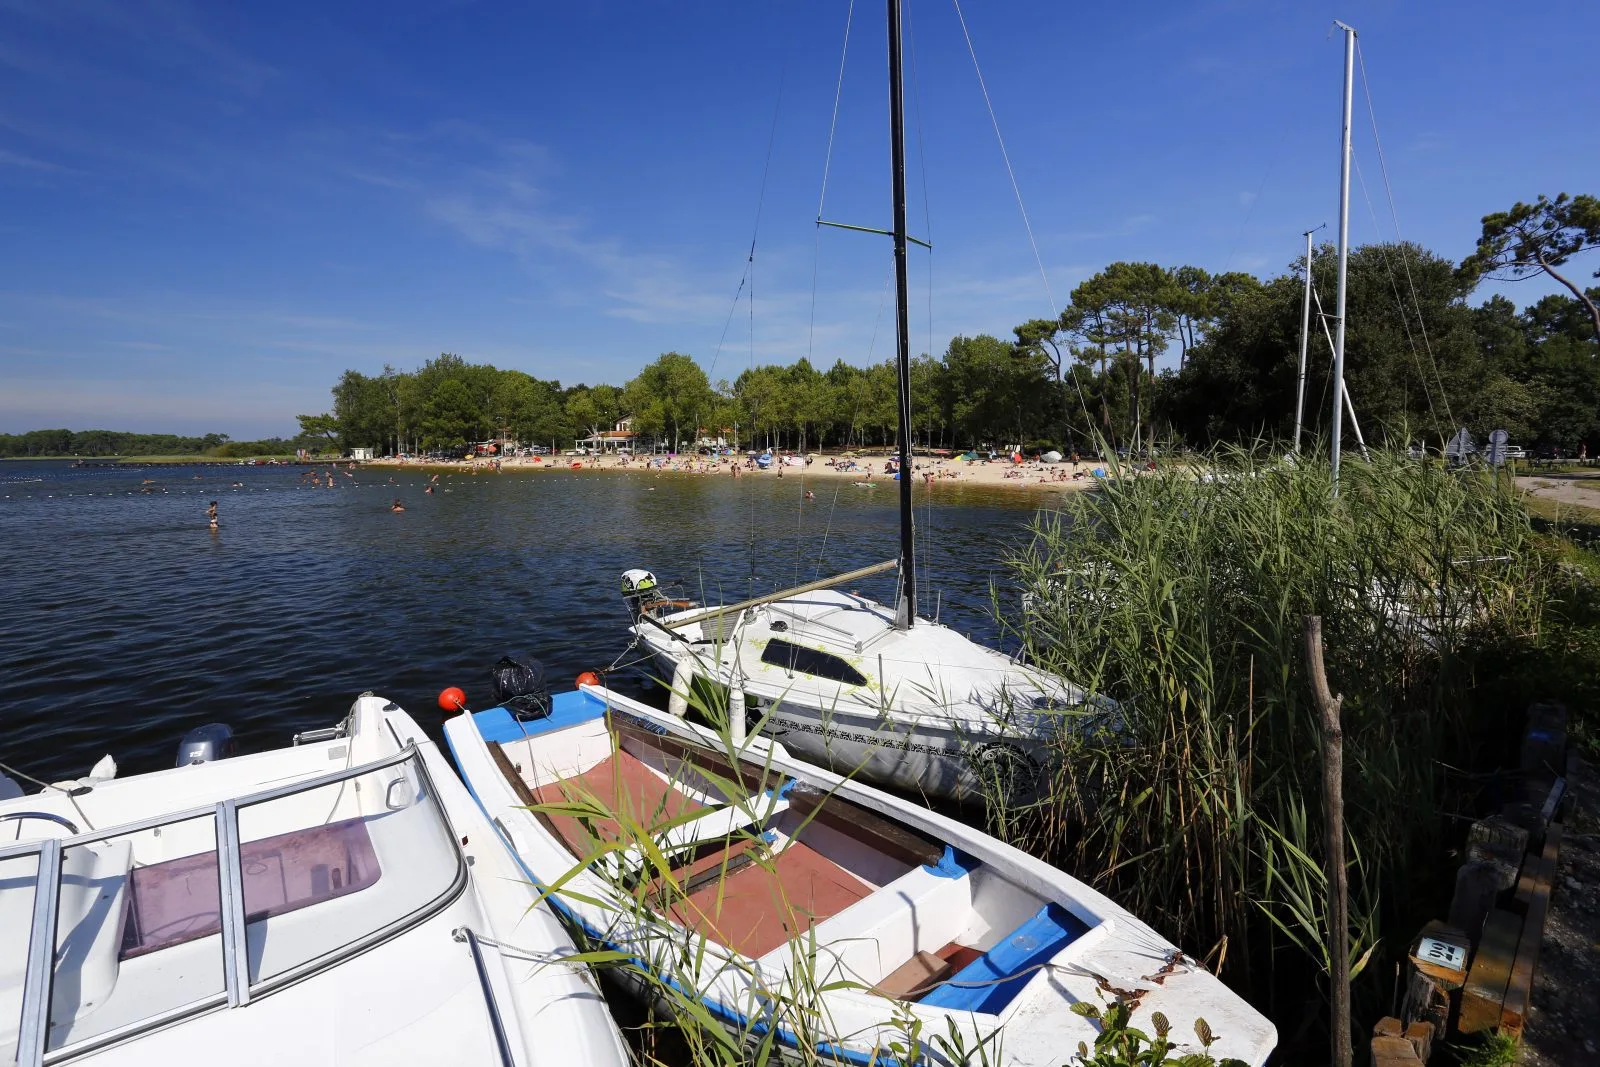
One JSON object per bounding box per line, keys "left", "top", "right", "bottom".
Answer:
{"left": 0, "top": 460, "right": 1060, "bottom": 784}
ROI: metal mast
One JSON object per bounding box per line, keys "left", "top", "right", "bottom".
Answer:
{"left": 888, "top": 0, "right": 916, "bottom": 628}
{"left": 1294, "top": 228, "right": 1315, "bottom": 453}
{"left": 1331, "top": 22, "right": 1356, "bottom": 486}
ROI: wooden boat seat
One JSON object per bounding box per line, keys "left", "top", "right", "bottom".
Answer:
{"left": 873, "top": 950, "right": 953, "bottom": 999}
{"left": 609, "top": 720, "right": 943, "bottom": 867}
{"left": 667, "top": 840, "right": 872, "bottom": 959}
{"left": 532, "top": 749, "right": 707, "bottom": 860}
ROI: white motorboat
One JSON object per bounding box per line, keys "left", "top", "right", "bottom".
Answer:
{"left": 613, "top": 0, "right": 1107, "bottom": 803}
{"left": 0, "top": 696, "right": 629, "bottom": 1067}
{"left": 623, "top": 565, "right": 1103, "bottom": 800}
{"left": 443, "top": 682, "right": 1277, "bottom": 1066}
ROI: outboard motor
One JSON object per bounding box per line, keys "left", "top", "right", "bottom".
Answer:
{"left": 176, "top": 723, "right": 236, "bottom": 767}
{"left": 620, "top": 568, "right": 661, "bottom": 622}
{"left": 491, "top": 655, "right": 552, "bottom": 720}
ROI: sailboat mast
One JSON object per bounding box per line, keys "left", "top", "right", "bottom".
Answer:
{"left": 887, "top": 0, "right": 917, "bottom": 628}
{"left": 1330, "top": 22, "right": 1356, "bottom": 486}
{"left": 1294, "top": 229, "right": 1314, "bottom": 453}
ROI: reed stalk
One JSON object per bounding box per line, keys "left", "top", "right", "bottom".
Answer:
{"left": 999, "top": 444, "right": 1551, "bottom": 1037}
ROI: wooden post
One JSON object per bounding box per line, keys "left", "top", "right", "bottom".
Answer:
{"left": 1305, "top": 615, "right": 1352, "bottom": 1067}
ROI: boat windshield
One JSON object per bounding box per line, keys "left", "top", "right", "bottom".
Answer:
{"left": 0, "top": 744, "right": 464, "bottom": 1066}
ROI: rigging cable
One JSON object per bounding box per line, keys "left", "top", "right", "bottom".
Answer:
{"left": 906, "top": 0, "right": 936, "bottom": 597}
{"left": 733, "top": 42, "right": 791, "bottom": 600}
{"left": 808, "top": 0, "right": 855, "bottom": 368}
{"left": 950, "top": 0, "right": 1095, "bottom": 437}
{"left": 812, "top": 263, "right": 895, "bottom": 584}
{"left": 951, "top": 0, "right": 1053, "bottom": 315}
{"left": 1355, "top": 40, "right": 1454, "bottom": 432}
{"left": 799, "top": 0, "right": 858, "bottom": 590}
{"left": 1352, "top": 156, "right": 1445, "bottom": 437}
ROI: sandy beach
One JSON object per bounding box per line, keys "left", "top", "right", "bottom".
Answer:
{"left": 364, "top": 450, "right": 1120, "bottom": 492}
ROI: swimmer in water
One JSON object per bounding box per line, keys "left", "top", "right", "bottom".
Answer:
{"left": 391, "top": 499, "right": 406, "bottom": 513}
{"left": 424, "top": 484, "right": 434, "bottom": 495}
{"left": 804, "top": 490, "right": 815, "bottom": 500}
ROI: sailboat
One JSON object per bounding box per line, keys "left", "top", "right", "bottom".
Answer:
{"left": 0, "top": 698, "right": 629, "bottom": 1067}
{"left": 616, "top": 5, "right": 1107, "bottom": 803}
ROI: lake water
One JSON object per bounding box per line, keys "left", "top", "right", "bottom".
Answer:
{"left": 0, "top": 459, "right": 1058, "bottom": 785}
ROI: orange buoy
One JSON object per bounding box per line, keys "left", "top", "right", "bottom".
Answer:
{"left": 437, "top": 687, "right": 468, "bottom": 712}
{"left": 575, "top": 671, "right": 601, "bottom": 689}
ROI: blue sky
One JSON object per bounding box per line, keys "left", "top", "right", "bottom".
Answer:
{"left": 0, "top": 0, "right": 1595, "bottom": 438}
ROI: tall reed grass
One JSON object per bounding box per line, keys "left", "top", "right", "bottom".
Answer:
{"left": 533, "top": 697, "right": 1006, "bottom": 1067}
{"left": 999, "top": 445, "right": 1550, "bottom": 1032}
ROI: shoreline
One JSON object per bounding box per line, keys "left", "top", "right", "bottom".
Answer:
{"left": 362, "top": 451, "right": 1118, "bottom": 493}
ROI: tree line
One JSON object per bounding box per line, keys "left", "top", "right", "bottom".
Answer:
{"left": 0, "top": 429, "right": 305, "bottom": 458}
{"left": 16, "top": 193, "right": 1583, "bottom": 459}
{"left": 295, "top": 192, "right": 1597, "bottom": 457}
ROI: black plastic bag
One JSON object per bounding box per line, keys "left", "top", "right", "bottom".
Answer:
{"left": 490, "top": 655, "right": 551, "bottom": 719}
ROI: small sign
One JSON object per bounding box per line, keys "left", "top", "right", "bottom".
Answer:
{"left": 1416, "top": 936, "right": 1467, "bottom": 973}
{"left": 1446, "top": 427, "right": 1475, "bottom": 460}
{"left": 1487, "top": 428, "right": 1509, "bottom": 467}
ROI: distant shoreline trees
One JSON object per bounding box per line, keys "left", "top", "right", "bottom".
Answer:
{"left": 12, "top": 193, "right": 1593, "bottom": 459}
{"left": 0, "top": 430, "right": 307, "bottom": 459}
{"left": 288, "top": 193, "right": 1597, "bottom": 459}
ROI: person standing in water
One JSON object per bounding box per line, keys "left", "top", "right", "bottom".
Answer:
{"left": 206, "top": 501, "right": 219, "bottom": 529}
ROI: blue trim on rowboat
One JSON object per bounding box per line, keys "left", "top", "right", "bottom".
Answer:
{"left": 473, "top": 689, "right": 608, "bottom": 744}
{"left": 441, "top": 706, "right": 906, "bottom": 1067}
{"left": 922, "top": 844, "right": 979, "bottom": 879}
{"left": 919, "top": 902, "right": 1090, "bottom": 1014}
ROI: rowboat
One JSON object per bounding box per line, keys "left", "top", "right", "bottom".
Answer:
{"left": 443, "top": 682, "right": 1277, "bottom": 1066}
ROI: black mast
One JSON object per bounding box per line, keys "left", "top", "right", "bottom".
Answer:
{"left": 887, "top": 0, "right": 916, "bottom": 629}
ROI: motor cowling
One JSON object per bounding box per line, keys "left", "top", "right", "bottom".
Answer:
{"left": 176, "top": 723, "right": 236, "bottom": 767}
{"left": 620, "top": 568, "right": 660, "bottom": 621}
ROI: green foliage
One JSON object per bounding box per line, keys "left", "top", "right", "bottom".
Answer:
{"left": 625, "top": 352, "right": 714, "bottom": 447}
{"left": 1451, "top": 1030, "right": 1520, "bottom": 1067}
{"left": 0, "top": 429, "right": 307, "bottom": 458}
{"left": 171, "top": 190, "right": 1600, "bottom": 459}
{"left": 1460, "top": 192, "right": 1600, "bottom": 342}
{"left": 1167, "top": 241, "right": 1597, "bottom": 450}
{"left": 1002, "top": 446, "right": 1554, "bottom": 1035}
{"left": 1067, "top": 1000, "right": 1247, "bottom": 1067}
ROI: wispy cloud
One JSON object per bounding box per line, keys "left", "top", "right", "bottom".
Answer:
{"left": 0, "top": 147, "right": 62, "bottom": 171}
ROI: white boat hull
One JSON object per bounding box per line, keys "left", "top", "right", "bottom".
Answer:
{"left": 445, "top": 684, "right": 1276, "bottom": 1067}
{"left": 0, "top": 697, "right": 629, "bottom": 1067}
{"left": 637, "top": 628, "right": 1058, "bottom": 802}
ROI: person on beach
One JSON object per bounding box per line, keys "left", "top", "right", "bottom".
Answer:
{"left": 206, "top": 501, "right": 219, "bottom": 529}
{"left": 391, "top": 499, "right": 406, "bottom": 513}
